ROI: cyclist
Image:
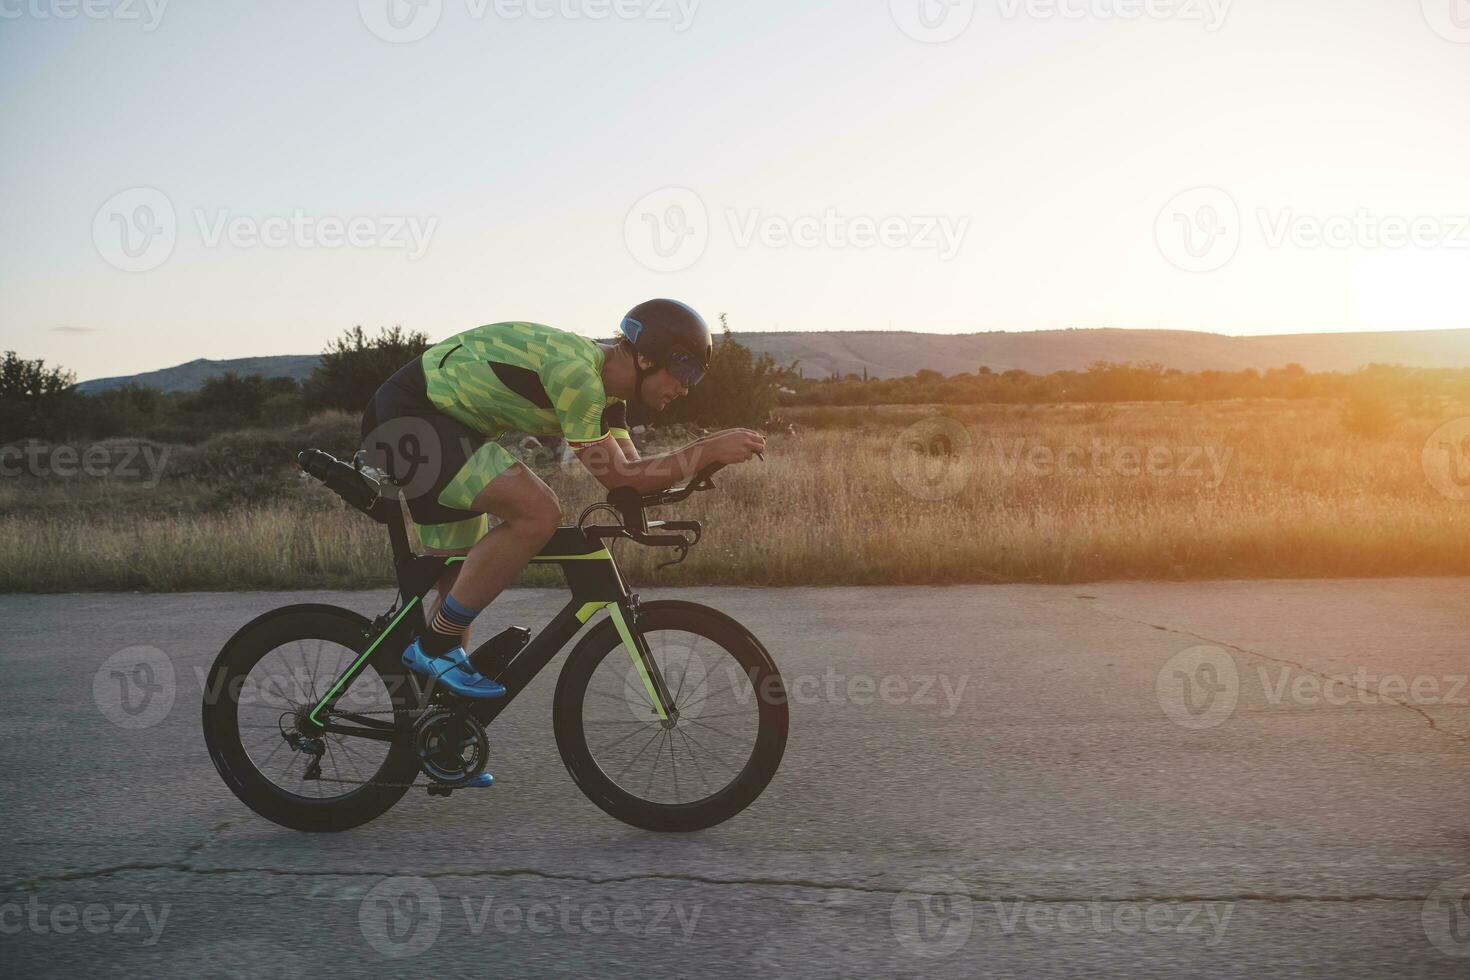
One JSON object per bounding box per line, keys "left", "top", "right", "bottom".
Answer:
{"left": 361, "top": 299, "right": 765, "bottom": 697}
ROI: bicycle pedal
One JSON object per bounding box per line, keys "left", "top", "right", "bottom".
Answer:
{"left": 424, "top": 772, "right": 494, "bottom": 797}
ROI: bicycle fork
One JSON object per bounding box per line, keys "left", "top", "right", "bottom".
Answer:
{"left": 607, "top": 601, "right": 680, "bottom": 728}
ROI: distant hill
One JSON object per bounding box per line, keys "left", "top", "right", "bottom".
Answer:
{"left": 741, "top": 328, "right": 1470, "bottom": 378}
{"left": 76, "top": 355, "right": 321, "bottom": 394}
{"left": 73, "top": 328, "right": 1470, "bottom": 392}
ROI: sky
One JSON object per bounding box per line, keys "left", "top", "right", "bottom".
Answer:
{"left": 2, "top": 0, "right": 1468, "bottom": 382}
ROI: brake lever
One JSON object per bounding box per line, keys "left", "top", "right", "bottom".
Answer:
{"left": 628, "top": 531, "right": 693, "bottom": 548}
{"left": 655, "top": 544, "right": 690, "bottom": 572}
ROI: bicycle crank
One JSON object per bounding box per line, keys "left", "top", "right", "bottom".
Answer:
{"left": 414, "top": 707, "right": 491, "bottom": 792}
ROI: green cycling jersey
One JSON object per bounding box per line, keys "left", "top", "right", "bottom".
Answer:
{"left": 420, "top": 321, "right": 629, "bottom": 448}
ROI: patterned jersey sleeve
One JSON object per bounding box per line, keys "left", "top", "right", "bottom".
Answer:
{"left": 541, "top": 357, "right": 612, "bottom": 449}
{"left": 602, "top": 401, "right": 630, "bottom": 441}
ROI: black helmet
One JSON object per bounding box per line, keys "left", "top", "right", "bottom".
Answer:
{"left": 619, "top": 298, "right": 712, "bottom": 387}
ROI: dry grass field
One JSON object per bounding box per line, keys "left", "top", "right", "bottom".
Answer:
{"left": 2, "top": 398, "right": 1468, "bottom": 591}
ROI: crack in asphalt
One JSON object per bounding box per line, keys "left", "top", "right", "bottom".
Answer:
{"left": 0, "top": 860, "right": 1437, "bottom": 904}
{"left": 0, "top": 816, "right": 1445, "bottom": 904}
{"left": 182, "top": 821, "right": 234, "bottom": 860}
{"left": 2, "top": 821, "right": 237, "bottom": 894}
{"left": 1078, "top": 599, "right": 1470, "bottom": 744}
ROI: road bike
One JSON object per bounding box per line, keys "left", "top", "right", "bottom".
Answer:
{"left": 202, "top": 449, "right": 788, "bottom": 832}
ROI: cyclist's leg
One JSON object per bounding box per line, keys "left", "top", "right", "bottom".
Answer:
{"left": 429, "top": 444, "right": 560, "bottom": 611}
{"left": 414, "top": 459, "right": 559, "bottom": 648}
{"left": 360, "top": 366, "right": 508, "bottom": 666}
{"left": 422, "top": 551, "right": 471, "bottom": 649}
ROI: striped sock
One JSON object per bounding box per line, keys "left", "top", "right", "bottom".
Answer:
{"left": 421, "top": 593, "right": 480, "bottom": 657}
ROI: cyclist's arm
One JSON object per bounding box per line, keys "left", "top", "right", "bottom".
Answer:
{"left": 542, "top": 358, "right": 761, "bottom": 490}
{"left": 603, "top": 401, "right": 638, "bottom": 461}
{"left": 570, "top": 434, "right": 732, "bottom": 493}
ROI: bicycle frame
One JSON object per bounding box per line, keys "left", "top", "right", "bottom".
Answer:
{"left": 298, "top": 520, "right": 677, "bottom": 739}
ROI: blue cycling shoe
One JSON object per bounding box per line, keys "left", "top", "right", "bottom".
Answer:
{"left": 401, "top": 639, "right": 507, "bottom": 699}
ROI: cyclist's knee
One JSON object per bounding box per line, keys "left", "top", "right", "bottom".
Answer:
{"left": 505, "top": 486, "right": 561, "bottom": 542}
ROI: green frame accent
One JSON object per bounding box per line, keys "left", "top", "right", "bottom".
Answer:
{"left": 575, "top": 601, "right": 609, "bottom": 623}
{"left": 306, "top": 596, "right": 420, "bottom": 726}
{"left": 610, "top": 604, "right": 668, "bottom": 721}
{"left": 301, "top": 527, "right": 673, "bottom": 734}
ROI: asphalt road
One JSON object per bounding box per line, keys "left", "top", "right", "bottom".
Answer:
{"left": 2, "top": 580, "right": 1469, "bottom": 978}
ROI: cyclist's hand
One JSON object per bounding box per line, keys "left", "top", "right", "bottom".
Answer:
{"left": 702, "top": 428, "right": 766, "bottom": 465}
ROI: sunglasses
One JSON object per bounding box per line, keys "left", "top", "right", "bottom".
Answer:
{"left": 667, "top": 348, "right": 706, "bottom": 387}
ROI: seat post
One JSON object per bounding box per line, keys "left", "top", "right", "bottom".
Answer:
{"left": 385, "top": 497, "right": 413, "bottom": 563}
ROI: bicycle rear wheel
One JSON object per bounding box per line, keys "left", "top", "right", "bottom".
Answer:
{"left": 202, "top": 605, "right": 422, "bottom": 832}
{"left": 553, "top": 602, "right": 788, "bottom": 832}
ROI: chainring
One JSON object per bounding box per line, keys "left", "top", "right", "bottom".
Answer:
{"left": 413, "top": 708, "right": 489, "bottom": 787}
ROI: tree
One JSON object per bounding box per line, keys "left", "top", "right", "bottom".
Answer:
{"left": 183, "top": 372, "right": 301, "bottom": 430}
{"left": 0, "top": 351, "right": 77, "bottom": 442}
{"left": 304, "top": 325, "right": 431, "bottom": 413}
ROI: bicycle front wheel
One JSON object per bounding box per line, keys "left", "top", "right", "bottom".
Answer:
{"left": 553, "top": 601, "right": 788, "bottom": 832}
